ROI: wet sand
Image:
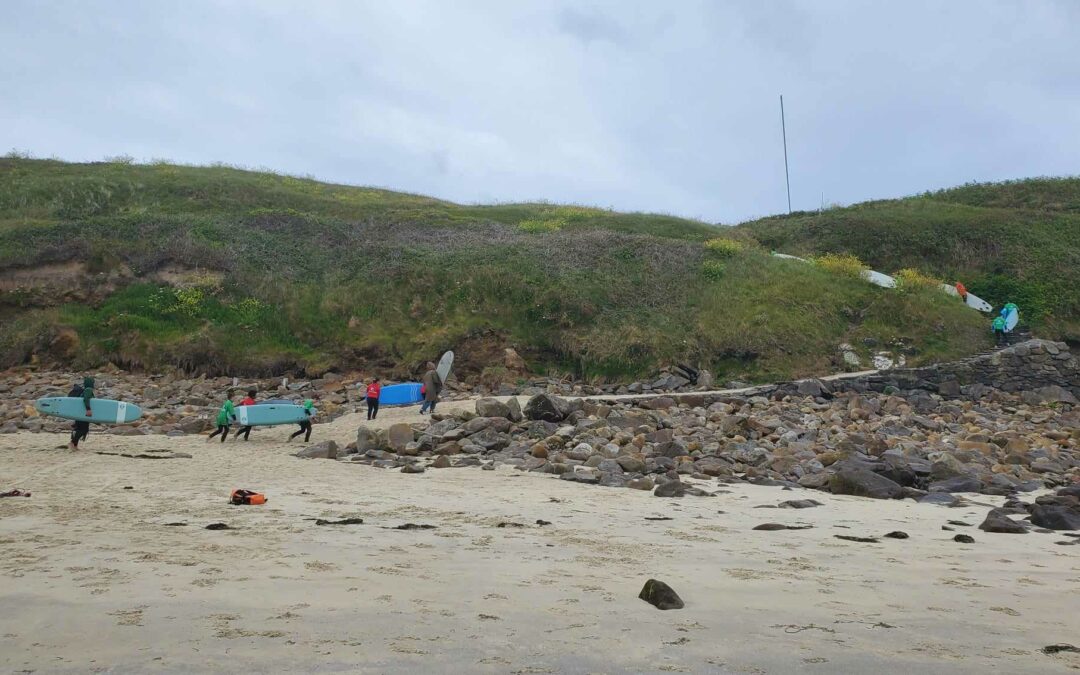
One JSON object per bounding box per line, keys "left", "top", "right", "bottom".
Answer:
{"left": 1, "top": 403, "right": 1078, "bottom": 674}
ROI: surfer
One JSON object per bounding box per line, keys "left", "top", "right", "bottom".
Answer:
{"left": 68, "top": 377, "right": 93, "bottom": 449}
{"left": 365, "top": 378, "right": 381, "bottom": 420}
{"left": 207, "top": 389, "right": 237, "bottom": 442}
{"left": 288, "top": 399, "right": 316, "bottom": 443}
{"left": 233, "top": 389, "right": 257, "bottom": 441}
{"left": 992, "top": 315, "right": 1007, "bottom": 346}
{"left": 955, "top": 281, "right": 968, "bottom": 304}
{"left": 420, "top": 362, "right": 443, "bottom": 415}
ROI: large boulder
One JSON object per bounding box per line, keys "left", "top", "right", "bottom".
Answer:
{"left": 356, "top": 426, "right": 382, "bottom": 452}
{"left": 828, "top": 470, "right": 903, "bottom": 499}
{"left": 386, "top": 423, "right": 415, "bottom": 452}
{"left": 294, "top": 440, "right": 338, "bottom": 459}
{"left": 1029, "top": 504, "right": 1080, "bottom": 530}
{"left": 978, "top": 508, "right": 1028, "bottom": 534}
{"left": 475, "top": 398, "right": 512, "bottom": 420}
{"left": 524, "top": 394, "right": 571, "bottom": 423}
{"left": 506, "top": 397, "right": 524, "bottom": 423}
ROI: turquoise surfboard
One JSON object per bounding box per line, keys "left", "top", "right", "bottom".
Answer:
{"left": 35, "top": 397, "right": 142, "bottom": 424}
{"left": 234, "top": 403, "right": 313, "bottom": 427}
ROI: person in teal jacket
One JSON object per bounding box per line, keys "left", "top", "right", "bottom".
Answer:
{"left": 207, "top": 390, "right": 237, "bottom": 443}
{"left": 991, "top": 315, "right": 1007, "bottom": 346}
{"left": 81, "top": 376, "right": 95, "bottom": 416}
{"left": 288, "top": 399, "right": 316, "bottom": 443}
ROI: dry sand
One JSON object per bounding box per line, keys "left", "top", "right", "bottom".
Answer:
{"left": 2, "top": 400, "right": 1079, "bottom": 674}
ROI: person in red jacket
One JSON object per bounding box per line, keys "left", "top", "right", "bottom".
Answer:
{"left": 955, "top": 281, "right": 968, "bottom": 304}
{"left": 365, "top": 377, "right": 381, "bottom": 421}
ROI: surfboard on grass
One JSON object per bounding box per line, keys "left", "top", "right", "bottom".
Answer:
{"left": 379, "top": 383, "right": 423, "bottom": 406}
{"left": 861, "top": 269, "right": 897, "bottom": 288}
{"left": 34, "top": 397, "right": 142, "bottom": 424}
{"left": 234, "top": 403, "right": 312, "bottom": 427}
{"left": 941, "top": 284, "right": 994, "bottom": 312}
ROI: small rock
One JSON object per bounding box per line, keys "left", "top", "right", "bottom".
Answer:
{"left": 953, "top": 534, "right": 976, "bottom": 543}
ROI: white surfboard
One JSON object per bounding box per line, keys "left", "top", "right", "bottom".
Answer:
{"left": 770, "top": 252, "right": 810, "bottom": 263}
{"left": 861, "top": 269, "right": 897, "bottom": 289}
{"left": 437, "top": 351, "right": 454, "bottom": 383}
{"left": 941, "top": 285, "right": 993, "bottom": 312}
{"left": 1001, "top": 305, "right": 1019, "bottom": 332}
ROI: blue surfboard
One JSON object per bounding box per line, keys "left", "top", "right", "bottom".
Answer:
{"left": 379, "top": 383, "right": 423, "bottom": 406}
{"left": 35, "top": 397, "right": 142, "bottom": 424}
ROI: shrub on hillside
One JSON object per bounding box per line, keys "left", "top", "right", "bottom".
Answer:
{"left": 894, "top": 268, "right": 941, "bottom": 294}
{"left": 813, "top": 253, "right": 867, "bottom": 279}
{"left": 704, "top": 238, "right": 743, "bottom": 258}
{"left": 519, "top": 217, "right": 566, "bottom": 233}
{"left": 701, "top": 260, "right": 726, "bottom": 280}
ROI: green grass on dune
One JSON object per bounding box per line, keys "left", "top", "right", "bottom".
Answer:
{"left": 740, "top": 178, "right": 1080, "bottom": 341}
{"left": 0, "top": 158, "right": 1002, "bottom": 379}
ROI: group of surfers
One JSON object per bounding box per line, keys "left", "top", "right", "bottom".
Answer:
{"left": 67, "top": 361, "right": 445, "bottom": 449}
{"left": 955, "top": 282, "right": 1019, "bottom": 347}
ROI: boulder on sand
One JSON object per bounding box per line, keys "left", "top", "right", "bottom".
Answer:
{"left": 638, "top": 579, "right": 684, "bottom": 610}
{"left": 293, "top": 440, "right": 338, "bottom": 459}
{"left": 829, "top": 470, "right": 903, "bottom": 499}
{"left": 524, "top": 394, "right": 570, "bottom": 423}
{"left": 387, "top": 423, "right": 415, "bottom": 452}
{"left": 475, "top": 398, "right": 512, "bottom": 420}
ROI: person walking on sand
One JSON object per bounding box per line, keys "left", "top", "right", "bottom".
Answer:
{"left": 420, "top": 362, "right": 442, "bottom": 415}
{"left": 288, "top": 399, "right": 316, "bottom": 443}
{"left": 233, "top": 389, "right": 257, "bottom": 441}
{"left": 365, "top": 377, "right": 381, "bottom": 420}
{"left": 207, "top": 389, "right": 237, "bottom": 442}
{"left": 68, "top": 378, "right": 92, "bottom": 449}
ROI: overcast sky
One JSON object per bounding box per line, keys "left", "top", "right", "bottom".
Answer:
{"left": 3, "top": 1, "right": 1078, "bottom": 223}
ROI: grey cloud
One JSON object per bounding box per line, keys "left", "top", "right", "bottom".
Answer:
{"left": 1, "top": 0, "right": 1077, "bottom": 223}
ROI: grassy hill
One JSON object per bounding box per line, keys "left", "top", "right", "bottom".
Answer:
{"left": 0, "top": 158, "right": 993, "bottom": 381}
{"left": 740, "top": 177, "right": 1080, "bottom": 341}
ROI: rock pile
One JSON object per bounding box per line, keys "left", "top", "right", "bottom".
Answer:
{"left": 347, "top": 385, "right": 1078, "bottom": 522}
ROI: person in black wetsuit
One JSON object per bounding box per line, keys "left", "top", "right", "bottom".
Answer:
{"left": 68, "top": 379, "right": 91, "bottom": 449}
{"left": 288, "top": 399, "right": 316, "bottom": 443}
{"left": 233, "top": 390, "right": 257, "bottom": 441}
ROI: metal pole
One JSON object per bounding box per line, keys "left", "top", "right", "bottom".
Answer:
{"left": 780, "top": 95, "right": 791, "bottom": 214}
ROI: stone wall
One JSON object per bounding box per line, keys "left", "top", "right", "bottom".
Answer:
{"left": 598, "top": 340, "right": 1079, "bottom": 410}
{"left": 829, "top": 339, "right": 1079, "bottom": 404}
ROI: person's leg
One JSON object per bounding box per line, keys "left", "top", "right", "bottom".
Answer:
{"left": 220, "top": 425, "right": 230, "bottom": 442}
{"left": 304, "top": 422, "right": 312, "bottom": 442}
{"left": 289, "top": 425, "right": 303, "bottom": 441}
{"left": 366, "top": 399, "right": 374, "bottom": 420}
{"left": 208, "top": 425, "right": 223, "bottom": 441}
{"left": 70, "top": 428, "right": 79, "bottom": 449}
{"left": 372, "top": 398, "right": 379, "bottom": 419}
{"left": 239, "top": 426, "right": 252, "bottom": 441}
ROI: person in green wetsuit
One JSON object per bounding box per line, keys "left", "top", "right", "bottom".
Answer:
{"left": 207, "top": 389, "right": 237, "bottom": 442}
{"left": 81, "top": 376, "right": 95, "bottom": 416}
{"left": 288, "top": 398, "right": 316, "bottom": 443}
{"left": 992, "top": 315, "right": 1007, "bottom": 346}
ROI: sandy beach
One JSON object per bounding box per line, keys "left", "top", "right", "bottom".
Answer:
{"left": 2, "top": 402, "right": 1079, "bottom": 674}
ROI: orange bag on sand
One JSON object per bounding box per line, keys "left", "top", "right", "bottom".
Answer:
{"left": 230, "top": 489, "right": 267, "bottom": 505}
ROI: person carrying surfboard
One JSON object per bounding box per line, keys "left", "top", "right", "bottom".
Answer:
{"left": 207, "top": 389, "right": 237, "bottom": 443}
{"left": 992, "top": 315, "right": 1007, "bottom": 346}
{"left": 365, "top": 378, "right": 381, "bottom": 420}
{"left": 288, "top": 398, "right": 316, "bottom": 443}
{"left": 68, "top": 378, "right": 92, "bottom": 449}
{"left": 955, "top": 281, "right": 968, "bottom": 304}
{"left": 420, "top": 362, "right": 442, "bottom": 414}
{"left": 233, "top": 389, "right": 257, "bottom": 441}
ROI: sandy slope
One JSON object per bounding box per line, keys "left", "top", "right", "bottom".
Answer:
{"left": 1, "top": 403, "right": 1079, "bottom": 674}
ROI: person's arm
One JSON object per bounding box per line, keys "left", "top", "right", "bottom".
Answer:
{"left": 82, "top": 389, "right": 93, "bottom": 415}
